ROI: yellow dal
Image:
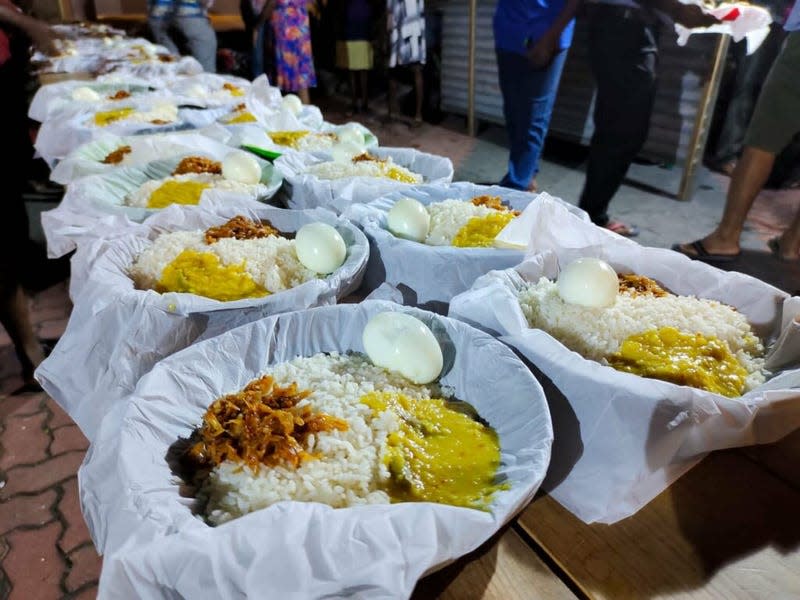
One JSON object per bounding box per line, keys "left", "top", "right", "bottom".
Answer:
{"left": 385, "top": 166, "right": 418, "bottom": 184}
{"left": 227, "top": 111, "right": 257, "bottom": 124}
{"left": 147, "top": 180, "right": 210, "bottom": 209}
{"left": 362, "top": 391, "right": 503, "bottom": 510}
{"left": 94, "top": 107, "right": 135, "bottom": 126}
{"left": 157, "top": 249, "right": 268, "bottom": 301}
{"left": 608, "top": 326, "right": 748, "bottom": 397}
{"left": 268, "top": 130, "right": 310, "bottom": 148}
{"left": 452, "top": 211, "right": 516, "bottom": 248}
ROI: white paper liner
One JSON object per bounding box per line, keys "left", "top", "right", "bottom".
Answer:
{"left": 344, "top": 185, "right": 587, "bottom": 307}
{"left": 29, "top": 78, "right": 156, "bottom": 122}
{"left": 36, "top": 204, "right": 370, "bottom": 440}
{"left": 77, "top": 300, "right": 552, "bottom": 599}
{"left": 275, "top": 147, "right": 455, "bottom": 214}
{"left": 448, "top": 206, "right": 800, "bottom": 524}
{"left": 42, "top": 144, "right": 283, "bottom": 258}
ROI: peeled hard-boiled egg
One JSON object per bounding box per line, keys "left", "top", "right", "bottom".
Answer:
{"left": 386, "top": 197, "right": 430, "bottom": 242}
{"left": 338, "top": 125, "right": 365, "bottom": 149}
{"left": 557, "top": 258, "right": 618, "bottom": 308}
{"left": 362, "top": 312, "right": 443, "bottom": 384}
{"left": 222, "top": 151, "right": 262, "bottom": 185}
{"left": 331, "top": 140, "right": 365, "bottom": 164}
{"left": 282, "top": 94, "right": 303, "bottom": 115}
{"left": 71, "top": 86, "right": 101, "bottom": 101}
{"left": 295, "top": 222, "right": 347, "bottom": 274}
{"left": 187, "top": 83, "right": 207, "bottom": 99}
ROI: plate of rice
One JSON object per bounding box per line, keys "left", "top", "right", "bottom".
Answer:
{"left": 77, "top": 301, "right": 552, "bottom": 598}
{"left": 345, "top": 184, "right": 587, "bottom": 308}
{"left": 36, "top": 204, "right": 370, "bottom": 440}
{"left": 29, "top": 79, "right": 156, "bottom": 122}
{"left": 275, "top": 147, "right": 454, "bottom": 214}
{"left": 164, "top": 73, "right": 251, "bottom": 108}
{"left": 449, "top": 230, "right": 800, "bottom": 524}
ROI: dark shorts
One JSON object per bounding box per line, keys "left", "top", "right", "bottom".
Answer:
{"left": 744, "top": 32, "right": 800, "bottom": 154}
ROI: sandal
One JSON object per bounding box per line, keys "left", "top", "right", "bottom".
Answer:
{"left": 671, "top": 240, "right": 740, "bottom": 262}
{"left": 768, "top": 237, "right": 800, "bottom": 262}
{"left": 603, "top": 220, "right": 640, "bottom": 237}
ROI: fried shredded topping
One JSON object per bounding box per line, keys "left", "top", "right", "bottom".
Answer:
{"left": 150, "top": 119, "right": 171, "bottom": 125}
{"left": 158, "top": 54, "right": 176, "bottom": 62}
{"left": 204, "top": 216, "right": 281, "bottom": 244}
{"left": 233, "top": 102, "right": 247, "bottom": 112}
{"left": 101, "top": 145, "right": 132, "bottom": 164}
{"left": 186, "top": 375, "right": 348, "bottom": 471}
{"left": 618, "top": 274, "right": 671, "bottom": 298}
{"left": 107, "top": 90, "right": 132, "bottom": 101}
{"left": 172, "top": 156, "right": 223, "bottom": 176}
{"left": 352, "top": 152, "right": 385, "bottom": 164}
{"left": 471, "top": 195, "right": 521, "bottom": 216}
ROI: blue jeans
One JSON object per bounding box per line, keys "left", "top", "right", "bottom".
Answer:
{"left": 496, "top": 48, "right": 568, "bottom": 190}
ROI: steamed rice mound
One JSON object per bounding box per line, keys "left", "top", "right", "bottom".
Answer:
{"left": 425, "top": 199, "right": 511, "bottom": 246}
{"left": 518, "top": 277, "right": 766, "bottom": 391}
{"left": 308, "top": 155, "right": 422, "bottom": 183}
{"left": 124, "top": 173, "right": 263, "bottom": 208}
{"left": 130, "top": 229, "right": 317, "bottom": 294}
{"left": 199, "top": 353, "right": 436, "bottom": 524}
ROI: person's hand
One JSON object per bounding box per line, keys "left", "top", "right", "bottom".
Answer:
{"left": 526, "top": 31, "right": 558, "bottom": 69}
{"left": 29, "top": 21, "right": 61, "bottom": 56}
{"left": 672, "top": 3, "right": 720, "bottom": 28}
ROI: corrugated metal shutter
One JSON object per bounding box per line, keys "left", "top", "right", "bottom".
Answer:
{"left": 439, "top": 0, "right": 719, "bottom": 163}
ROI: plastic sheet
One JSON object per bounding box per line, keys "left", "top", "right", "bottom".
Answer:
{"left": 449, "top": 213, "right": 800, "bottom": 523}
{"left": 78, "top": 300, "right": 552, "bottom": 599}
{"left": 275, "top": 147, "right": 454, "bottom": 214}
{"left": 36, "top": 204, "right": 370, "bottom": 440}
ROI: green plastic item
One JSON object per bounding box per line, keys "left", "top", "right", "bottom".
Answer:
{"left": 241, "top": 145, "right": 282, "bottom": 161}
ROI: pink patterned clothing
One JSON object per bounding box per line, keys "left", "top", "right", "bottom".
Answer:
{"left": 271, "top": 0, "right": 316, "bottom": 91}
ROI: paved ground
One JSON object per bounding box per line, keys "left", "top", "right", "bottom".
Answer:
{"left": 0, "top": 100, "right": 798, "bottom": 599}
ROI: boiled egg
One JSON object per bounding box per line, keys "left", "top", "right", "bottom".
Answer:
{"left": 386, "top": 197, "right": 430, "bottom": 242}
{"left": 187, "top": 83, "right": 207, "bottom": 99}
{"left": 362, "top": 312, "right": 443, "bottom": 384}
{"left": 295, "top": 222, "right": 347, "bottom": 274}
{"left": 71, "top": 86, "right": 101, "bottom": 102}
{"left": 282, "top": 94, "right": 303, "bottom": 115}
{"left": 222, "top": 151, "right": 262, "bottom": 185}
{"left": 337, "top": 125, "right": 365, "bottom": 150}
{"left": 557, "top": 258, "right": 618, "bottom": 308}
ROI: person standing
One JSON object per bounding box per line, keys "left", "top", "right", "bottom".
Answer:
{"left": 577, "top": 0, "right": 718, "bottom": 236}
{"left": 148, "top": 0, "right": 218, "bottom": 72}
{"left": 241, "top": 0, "right": 275, "bottom": 79}
{"left": 494, "top": 0, "right": 579, "bottom": 192}
{"left": 270, "top": 0, "right": 317, "bottom": 103}
{"left": 386, "top": 0, "right": 425, "bottom": 125}
{"left": 335, "top": 0, "right": 377, "bottom": 115}
{"left": 0, "top": 0, "right": 55, "bottom": 391}
{"left": 675, "top": 2, "right": 800, "bottom": 261}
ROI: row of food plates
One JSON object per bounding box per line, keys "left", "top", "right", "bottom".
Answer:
{"left": 31, "top": 32, "right": 800, "bottom": 599}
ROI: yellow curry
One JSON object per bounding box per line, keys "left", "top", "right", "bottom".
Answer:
{"left": 608, "top": 326, "right": 748, "bottom": 397}
{"left": 147, "top": 180, "right": 210, "bottom": 209}
{"left": 94, "top": 107, "right": 135, "bottom": 126}
{"left": 362, "top": 391, "right": 503, "bottom": 510}
{"left": 268, "top": 130, "right": 311, "bottom": 148}
{"left": 452, "top": 211, "right": 517, "bottom": 248}
{"left": 157, "top": 249, "right": 269, "bottom": 301}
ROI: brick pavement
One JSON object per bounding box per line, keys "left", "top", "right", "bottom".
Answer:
{"left": 0, "top": 282, "right": 101, "bottom": 600}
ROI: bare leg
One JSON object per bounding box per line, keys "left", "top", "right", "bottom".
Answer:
{"left": 679, "top": 146, "right": 775, "bottom": 256}
{"left": 0, "top": 284, "right": 44, "bottom": 383}
{"left": 297, "top": 87, "right": 310, "bottom": 104}
{"left": 412, "top": 64, "right": 423, "bottom": 122}
{"left": 777, "top": 208, "right": 800, "bottom": 259}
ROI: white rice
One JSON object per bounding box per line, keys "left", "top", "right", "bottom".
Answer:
{"left": 129, "top": 228, "right": 318, "bottom": 293}
{"left": 90, "top": 102, "right": 178, "bottom": 127}
{"left": 308, "top": 157, "right": 422, "bottom": 183}
{"left": 424, "top": 199, "right": 501, "bottom": 246}
{"left": 124, "top": 172, "right": 264, "bottom": 208}
{"left": 517, "top": 277, "right": 766, "bottom": 390}
{"left": 201, "top": 352, "right": 436, "bottom": 524}
{"left": 294, "top": 132, "right": 336, "bottom": 152}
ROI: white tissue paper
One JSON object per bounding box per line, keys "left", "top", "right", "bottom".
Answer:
{"left": 29, "top": 77, "right": 156, "bottom": 122}
{"left": 244, "top": 74, "right": 325, "bottom": 131}
{"left": 78, "top": 300, "right": 552, "bottom": 599}
{"left": 164, "top": 73, "right": 252, "bottom": 108}
{"left": 675, "top": 1, "right": 773, "bottom": 54}
{"left": 36, "top": 204, "right": 370, "bottom": 441}
{"left": 275, "top": 147, "right": 454, "bottom": 214}
{"left": 42, "top": 146, "right": 282, "bottom": 258}
{"left": 345, "top": 185, "right": 588, "bottom": 307}
{"left": 449, "top": 213, "right": 800, "bottom": 524}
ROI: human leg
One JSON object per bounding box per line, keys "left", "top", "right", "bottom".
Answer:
{"left": 148, "top": 16, "right": 179, "bottom": 55}
{"left": 412, "top": 63, "right": 423, "bottom": 122}
{"left": 176, "top": 16, "right": 218, "bottom": 72}
{"left": 497, "top": 48, "right": 569, "bottom": 191}
{"left": 359, "top": 69, "right": 369, "bottom": 110}
{"left": 578, "top": 8, "right": 658, "bottom": 228}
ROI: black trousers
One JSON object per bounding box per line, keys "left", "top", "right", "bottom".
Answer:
{"left": 578, "top": 5, "right": 659, "bottom": 226}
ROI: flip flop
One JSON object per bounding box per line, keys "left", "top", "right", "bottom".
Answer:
{"left": 671, "top": 240, "right": 739, "bottom": 262}
{"left": 768, "top": 237, "right": 800, "bottom": 262}
{"left": 604, "top": 221, "right": 639, "bottom": 237}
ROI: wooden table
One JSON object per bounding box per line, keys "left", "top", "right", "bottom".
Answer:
{"left": 413, "top": 429, "right": 800, "bottom": 599}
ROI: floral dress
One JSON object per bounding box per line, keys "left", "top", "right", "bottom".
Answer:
{"left": 272, "top": 0, "right": 317, "bottom": 91}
